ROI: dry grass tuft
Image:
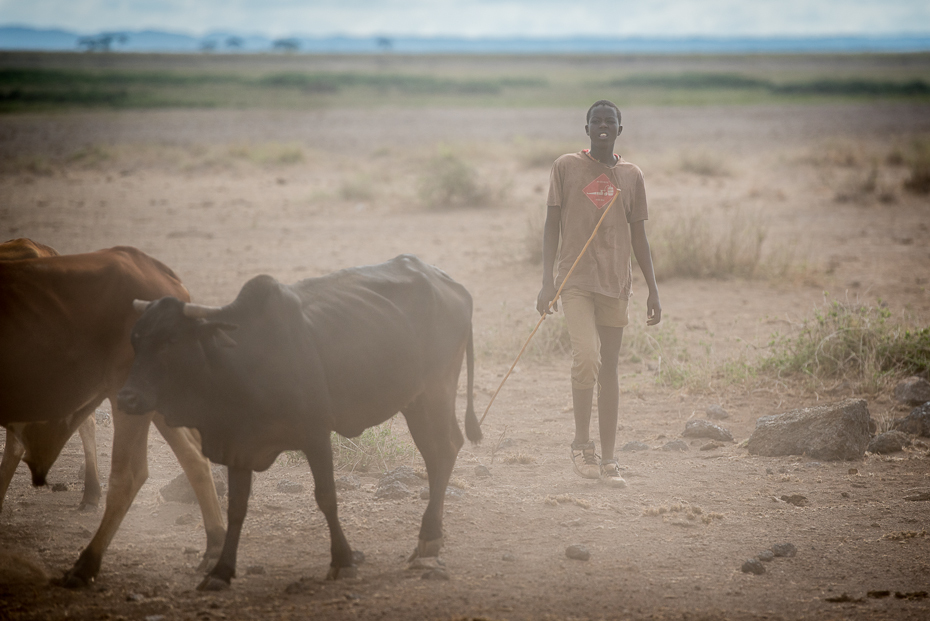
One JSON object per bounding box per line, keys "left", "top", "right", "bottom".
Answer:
{"left": 500, "top": 452, "right": 536, "bottom": 465}
{"left": 544, "top": 494, "right": 590, "bottom": 509}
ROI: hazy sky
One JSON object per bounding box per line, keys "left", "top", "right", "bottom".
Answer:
{"left": 3, "top": 0, "right": 929, "bottom": 38}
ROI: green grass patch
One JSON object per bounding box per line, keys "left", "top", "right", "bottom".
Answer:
{"left": 760, "top": 299, "right": 930, "bottom": 393}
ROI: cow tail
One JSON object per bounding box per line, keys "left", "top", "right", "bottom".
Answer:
{"left": 464, "top": 325, "right": 482, "bottom": 443}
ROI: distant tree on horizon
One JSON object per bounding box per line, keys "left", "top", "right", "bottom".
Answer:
{"left": 272, "top": 38, "right": 300, "bottom": 53}
{"left": 77, "top": 32, "right": 128, "bottom": 52}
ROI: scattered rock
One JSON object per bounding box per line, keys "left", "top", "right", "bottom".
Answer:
{"left": 51, "top": 483, "right": 69, "bottom": 492}
{"left": 565, "top": 545, "right": 590, "bottom": 561}
{"left": 335, "top": 475, "right": 361, "bottom": 491}
{"left": 893, "top": 376, "right": 930, "bottom": 406}
{"left": 746, "top": 399, "right": 872, "bottom": 461}
{"left": 868, "top": 430, "right": 911, "bottom": 454}
{"left": 661, "top": 440, "right": 689, "bottom": 452}
{"left": 620, "top": 441, "right": 651, "bottom": 452}
{"left": 374, "top": 481, "right": 410, "bottom": 500}
{"left": 780, "top": 494, "right": 809, "bottom": 507}
{"left": 892, "top": 403, "right": 930, "bottom": 437}
{"left": 175, "top": 513, "right": 195, "bottom": 526}
{"left": 757, "top": 550, "right": 775, "bottom": 562}
{"left": 276, "top": 480, "right": 304, "bottom": 494}
{"left": 771, "top": 543, "right": 797, "bottom": 557}
{"left": 421, "top": 568, "right": 450, "bottom": 580}
{"left": 245, "top": 565, "right": 265, "bottom": 575}
{"left": 475, "top": 465, "right": 492, "bottom": 477}
{"left": 683, "top": 419, "right": 734, "bottom": 442}
{"left": 700, "top": 441, "right": 724, "bottom": 451}
{"left": 741, "top": 559, "right": 765, "bottom": 575}
{"left": 379, "top": 465, "right": 424, "bottom": 487}
{"left": 160, "top": 468, "right": 229, "bottom": 504}
{"left": 706, "top": 404, "right": 730, "bottom": 420}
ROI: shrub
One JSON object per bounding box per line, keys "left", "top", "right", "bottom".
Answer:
{"left": 330, "top": 417, "right": 417, "bottom": 472}
{"left": 903, "top": 139, "right": 930, "bottom": 194}
{"left": 760, "top": 299, "right": 930, "bottom": 393}
{"left": 651, "top": 210, "right": 767, "bottom": 280}
{"left": 418, "top": 153, "right": 490, "bottom": 209}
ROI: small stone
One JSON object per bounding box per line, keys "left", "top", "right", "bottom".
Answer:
{"left": 848, "top": 468, "right": 859, "bottom": 475}
{"left": 893, "top": 376, "right": 930, "bottom": 406}
{"left": 892, "top": 403, "right": 930, "bottom": 437}
{"left": 184, "top": 547, "right": 199, "bottom": 555}
{"left": 126, "top": 593, "right": 145, "bottom": 602}
{"left": 335, "top": 475, "right": 361, "bottom": 491}
{"left": 421, "top": 568, "right": 450, "bottom": 580}
{"left": 683, "top": 419, "right": 734, "bottom": 442}
{"left": 374, "top": 481, "right": 410, "bottom": 500}
{"left": 501, "top": 553, "right": 516, "bottom": 562}
{"left": 475, "top": 465, "right": 492, "bottom": 477}
{"left": 379, "top": 465, "right": 424, "bottom": 487}
{"left": 706, "top": 404, "right": 730, "bottom": 420}
{"left": 771, "top": 543, "right": 797, "bottom": 557}
{"left": 841, "top": 492, "right": 850, "bottom": 498}
{"left": 868, "top": 430, "right": 911, "bottom": 454}
{"left": 565, "top": 545, "right": 590, "bottom": 561}
{"left": 620, "top": 441, "right": 651, "bottom": 452}
{"left": 246, "top": 565, "right": 265, "bottom": 575}
{"left": 758, "top": 550, "right": 775, "bottom": 562}
{"left": 741, "top": 559, "right": 765, "bottom": 575}
{"left": 51, "top": 483, "right": 70, "bottom": 492}
{"left": 780, "top": 494, "right": 808, "bottom": 507}
{"left": 700, "top": 441, "right": 724, "bottom": 451}
{"left": 276, "top": 480, "right": 304, "bottom": 494}
{"left": 175, "top": 513, "right": 195, "bottom": 526}
{"left": 661, "top": 440, "right": 689, "bottom": 452}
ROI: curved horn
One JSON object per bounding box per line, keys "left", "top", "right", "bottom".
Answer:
{"left": 133, "top": 299, "right": 152, "bottom": 313}
{"left": 182, "top": 302, "right": 224, "bottom": 319}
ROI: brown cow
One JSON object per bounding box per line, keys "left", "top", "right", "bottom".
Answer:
{"left": 0, "top": 238, "right": 101, "bottom": 512}
{"left": 0, "top": 245, "right": 225, "bottom": 587}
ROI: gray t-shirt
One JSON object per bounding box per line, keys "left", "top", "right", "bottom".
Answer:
{"left": 547, "top": 150, "right": 649, "bottom": 299}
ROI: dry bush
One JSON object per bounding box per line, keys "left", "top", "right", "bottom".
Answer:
{"left": 418, "top": 152, "right": 492, "bottom": 209}
{"left": 650, "top": 209, "right": 767, "bottom": 280}
{"left": 903, "top": 138, "right": 930, "bottom": 194}
{"left": 677, "top": 150, "right": 731, "bottom": 177}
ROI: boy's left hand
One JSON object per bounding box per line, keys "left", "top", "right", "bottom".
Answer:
{"left": 646, "top": 292, "right": 662, "bottom": 326}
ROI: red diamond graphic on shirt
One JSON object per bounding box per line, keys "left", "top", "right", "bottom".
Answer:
{"left": 583, "top": 174, "right": 617, "bottom": 209}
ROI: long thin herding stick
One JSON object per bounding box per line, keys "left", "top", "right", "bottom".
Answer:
{"left": 479, "top": 190, "right": 620, "bottom": 426}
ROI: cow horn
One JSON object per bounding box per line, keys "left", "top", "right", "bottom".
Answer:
{"left": 182, "top": 302, "right": 223, "bottom": 318}
{"left": 133, "top": 299, "right": 152, "bottom": 313}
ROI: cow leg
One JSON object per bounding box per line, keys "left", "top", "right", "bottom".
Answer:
{"left": 152, "top": 416, "right": 225, "bottom": 571}
{"left": 402, "top": 387, "right": 464, "bottom": 562}
{"left": 77, "top": 416, "right": 101, "bottom": 511}
{"left": 304, "top": 433, "right": 356, "bottom": 579}
{"left": 199, "top": 466, "right": 251, "bottom": 591}
{"left": 60, "top": 410, "right": 154, "bottom": 588}
{"left": 0, "top": 429, "right": 26, "bottom": 513}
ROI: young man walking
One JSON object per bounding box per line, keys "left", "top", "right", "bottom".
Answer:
{"left": 536, "top": 100, "right": 662, "bottom": 488}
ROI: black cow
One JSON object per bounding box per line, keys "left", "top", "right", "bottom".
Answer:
{"left": 117, "top": 254, "right": 481, "bottom": 590}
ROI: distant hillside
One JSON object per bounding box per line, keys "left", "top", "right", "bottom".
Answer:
{"left": 2, "top": 25, "right": 930, "bottom": 54}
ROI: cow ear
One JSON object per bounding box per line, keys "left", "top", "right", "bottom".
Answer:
{"left": 198, "top": 321, "right": 238, "bottom": 348}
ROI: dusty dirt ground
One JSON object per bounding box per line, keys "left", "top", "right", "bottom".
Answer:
{"left": 2, "top": 102, "right": 930, "bottom": 621}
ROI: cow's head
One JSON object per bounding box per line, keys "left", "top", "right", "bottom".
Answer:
{"left": 117, "top": 297, "right": 238, "bottom": 426}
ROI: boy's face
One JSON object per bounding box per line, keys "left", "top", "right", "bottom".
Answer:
{"left": 585, "top": 105, "right": 622, "bottom": 148}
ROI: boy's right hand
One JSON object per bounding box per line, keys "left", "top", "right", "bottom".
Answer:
{"left": 537, "top": 283, "right": 559, "bottom": 315}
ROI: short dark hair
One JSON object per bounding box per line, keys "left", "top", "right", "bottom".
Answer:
{"left": 586, "top": 100, "right": 621, "bottom": 124}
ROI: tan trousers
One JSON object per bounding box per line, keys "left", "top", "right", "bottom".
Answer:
{"left": 560, "top": 288, "right": 629, "bottom": 390}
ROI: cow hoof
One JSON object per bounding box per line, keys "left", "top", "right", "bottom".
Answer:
{"left": 407, "top": 537, "right": 444, "bottom": 562}
{"left": 326, "top": 565, "right": 358, "bottom": 580}
{"left": 197, "top": 576, "right": 230, "bottom": 591}
{"left": 57, "top": 571, "right": 92, "bottom": 589}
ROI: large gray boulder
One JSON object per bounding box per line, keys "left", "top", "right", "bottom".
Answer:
{"left": 746, "top": 399, "right": 872, "bottom": 461}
